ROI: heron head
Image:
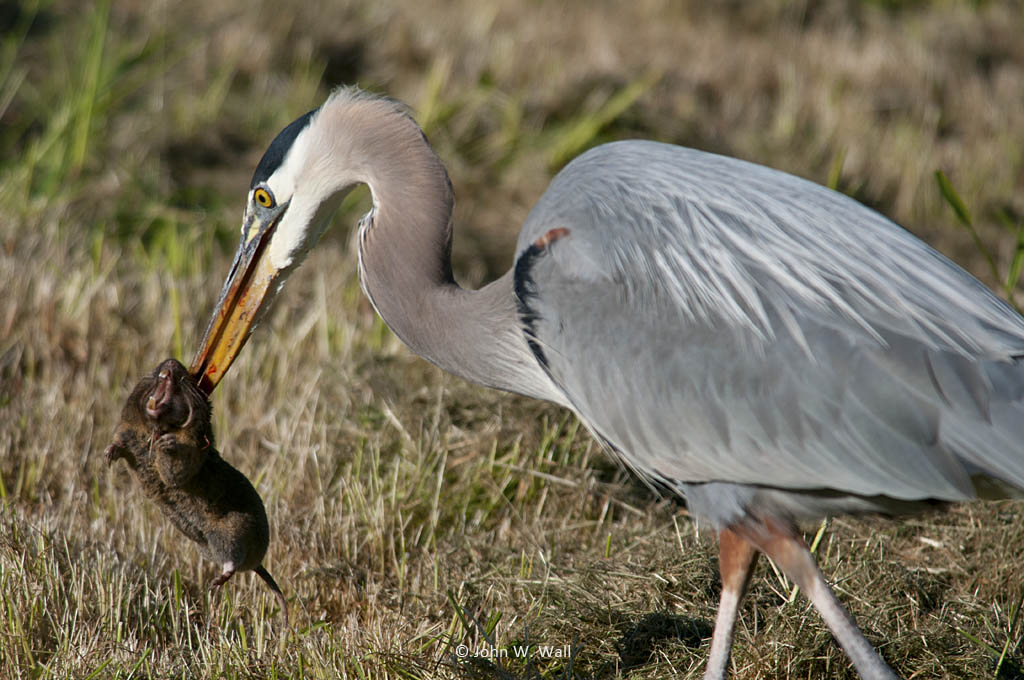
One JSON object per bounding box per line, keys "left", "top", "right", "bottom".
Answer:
{"left": 189, "top": 104, "right": 345, "bottom": 393}
{"left": 188, "top": 88, "right": 431, "bottom": 393}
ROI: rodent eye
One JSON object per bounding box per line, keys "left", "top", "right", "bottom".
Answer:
{"left": 254, "top": 187, "right": 275, "bottom": 208}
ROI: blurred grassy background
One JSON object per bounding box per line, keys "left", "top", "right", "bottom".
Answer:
{"left": 1, "top": 0, "right": 1023, "bottom": 677}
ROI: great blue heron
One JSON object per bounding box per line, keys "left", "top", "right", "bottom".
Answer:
{"left": 189, "top": 87, "right": 1024, "bottom": 680}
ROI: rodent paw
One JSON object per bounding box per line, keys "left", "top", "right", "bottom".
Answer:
{"left": 155, "top": 432, "right": 179, "bottom": 453}
{"left": 103, "top": 443, "right": 121, "bottom": 464}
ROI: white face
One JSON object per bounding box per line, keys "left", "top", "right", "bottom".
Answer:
{"left": 252, "top": 111, "right": 356, "bottom": 273}
{"left": 251, "top": 122, "right": 310, "bottom": 271}
{"left": 192, "top": 93, "right": 369, "bottom": 392}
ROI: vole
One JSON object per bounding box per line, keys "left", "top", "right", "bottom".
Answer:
{"left": 105, "top": 358, "right": 288, "bottom": 622}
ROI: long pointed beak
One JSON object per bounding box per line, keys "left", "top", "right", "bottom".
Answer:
{"left": 189, "top": 211, "right": 284, "bottom": 394}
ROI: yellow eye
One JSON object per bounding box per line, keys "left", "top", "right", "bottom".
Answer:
{"left": 254, "top": 187, "right": 274, "bottom": 208}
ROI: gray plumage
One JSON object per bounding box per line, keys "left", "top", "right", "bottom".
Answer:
{"left": 191, "top": 88, "right": 1024, "bottom": 680}
{"left": 517, "top": 141, "right": 1024, "bottom": 523}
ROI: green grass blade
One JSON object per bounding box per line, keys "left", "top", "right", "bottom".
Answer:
{"left": 548, "top": 70, "right": 660, "bottom": 169}
{"left": 71, "top": 0, "right": 111, "bottom": 171}
{"left": 1005, "top": 221, "right": 1024, "bottom": 298}
{"left": 935, "top": 170, "right": 973, "bottom": 227}
{"left": 827, "top": 148, "right": 846, "bottom": 191}
{"left": 935, "top": 170, "right": 1000, "bottom": 286}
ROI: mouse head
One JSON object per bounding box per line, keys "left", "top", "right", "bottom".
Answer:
{"left": 145, "top": 359, "right": 201, "bottom": 429}
{"left": 105, "top": 358, "right": 213, "bottom": 465}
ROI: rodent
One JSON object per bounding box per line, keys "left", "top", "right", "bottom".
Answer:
{"left": 105, "top": 358, "right": 287, "bottom": 622}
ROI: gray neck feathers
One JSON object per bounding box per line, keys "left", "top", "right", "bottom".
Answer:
{"left": 313, "top": 91, "right": 563, "bottom": 403}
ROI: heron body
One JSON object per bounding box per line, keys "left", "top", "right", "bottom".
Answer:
{"left": 191, "top": 88, "right": 1024, "bottom": 680}
{"left": 518, "top": 141, "right": 1024, "bottom": 515}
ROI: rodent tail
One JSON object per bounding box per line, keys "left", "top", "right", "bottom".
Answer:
{"left": 255, "top": 565, "right": 289, "bottom": 625}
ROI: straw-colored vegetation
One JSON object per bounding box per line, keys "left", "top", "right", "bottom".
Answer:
{"left": 2, "top": 0, "right": 1023, "bottom": 677}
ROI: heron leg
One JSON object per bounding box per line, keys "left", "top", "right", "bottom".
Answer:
{"left": 703, "top": 529, "right": 759, "bottom": 680}
{"left": 732, "top": 520, "right": 900, "bottom": 680}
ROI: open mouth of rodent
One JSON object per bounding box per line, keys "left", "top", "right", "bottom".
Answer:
{"left": 146, "top": 370, "right": 171, "bottom": 418}
{"left": 145, "top": 369, "right": 194, "bottom": 429}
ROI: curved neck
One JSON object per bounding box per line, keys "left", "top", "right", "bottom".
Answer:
{"left": 323, "top": 95, "right": 562, "bottom": 403}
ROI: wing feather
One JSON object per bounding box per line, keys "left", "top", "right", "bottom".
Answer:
{"left": 514, "top": 141, "right": 1024, "bottom": 501}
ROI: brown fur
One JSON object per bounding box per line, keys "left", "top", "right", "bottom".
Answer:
{"left": 105, "top": 359, "right": 287, "bottom": 622}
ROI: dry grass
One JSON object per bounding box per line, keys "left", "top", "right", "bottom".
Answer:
{"left": 2, "top": 0, "right": 1024, "bottom": 677}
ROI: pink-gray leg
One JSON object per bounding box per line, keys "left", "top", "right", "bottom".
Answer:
{"left": 732, "top": 519, "right": 900, "bottom": 680}
{"left": 703, "top": 529, "right": 759, "bottom": 680}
